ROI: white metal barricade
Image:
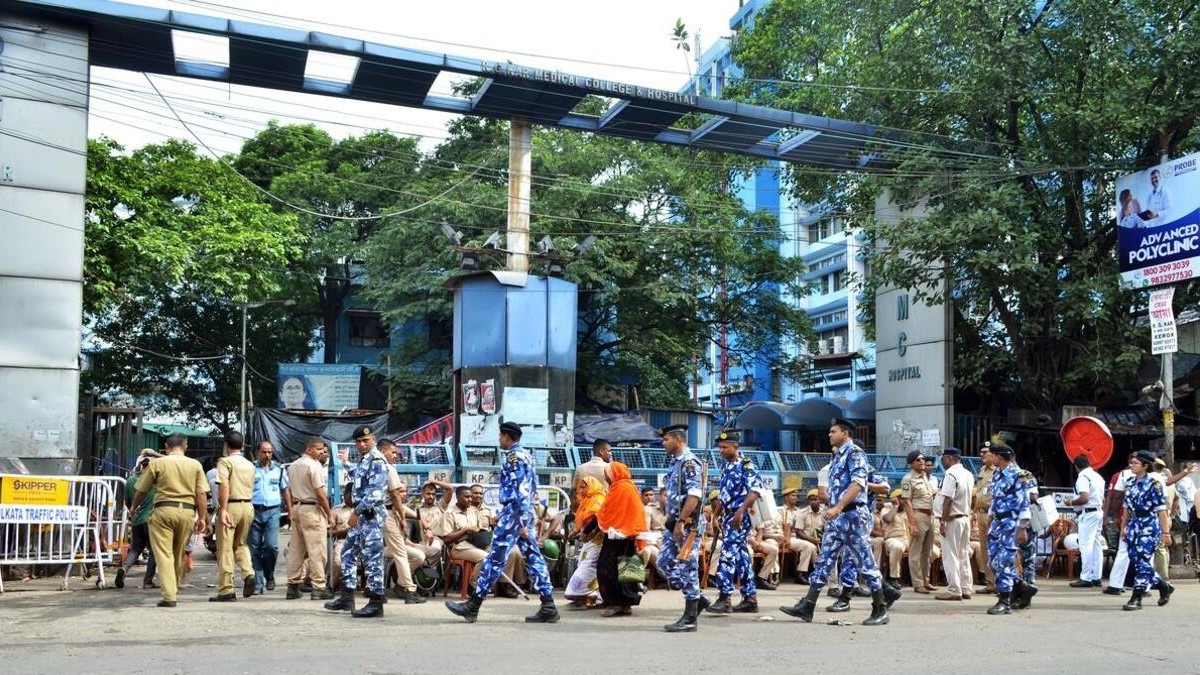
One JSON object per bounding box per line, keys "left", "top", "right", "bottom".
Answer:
{"left": 0, "top": 475, "right": 126, "bottom": 593}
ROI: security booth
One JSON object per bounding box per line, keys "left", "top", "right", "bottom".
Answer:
{"left": 449, "top": 271, "right": 578, "bottom": 479}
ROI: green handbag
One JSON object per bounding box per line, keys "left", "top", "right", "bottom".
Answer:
{"left": 617, "top": 554, "right": 646, "bottom": 584}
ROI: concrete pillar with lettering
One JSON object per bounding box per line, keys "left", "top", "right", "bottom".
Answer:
{"left": 0, "top": 16, "right": 89, "bottom": 473}
{"left": 873, "top": 191, "right": 953, "bottom": 457}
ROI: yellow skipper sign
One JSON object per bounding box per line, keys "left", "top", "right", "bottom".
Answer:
{"left": 0, "top": 476, "right": 70, "bottom": 506}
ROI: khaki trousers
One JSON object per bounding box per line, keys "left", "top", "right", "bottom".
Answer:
{"left": 883, "top": 537, "right": 908, "bottom": 578}
{"left": 940, "top": 517, "right": 972, "bottom": 594}
{"left": 148, "top": 505, "right": 195, "bottom": 602}
{"left": 216, "top": 502, "right": 254, "bottom": 595}
{"left": 757, "top": 540, "right": 780, "bottom": 578}
{"left": 384, "top": 510, "right": 425, "bottom": 592}
{"left": 975, "top": 511, "right": 994, "bottom": 586}
{"left": 908, "top": 511, "right": 934, "bottom": 588}
{"left": 787, "top": 538, "right": 817, "bottom": 572}
{"left": 450, "top": 545, "right": 486, "bottom": 582}
{"left": 286, "top": 505, "right": 328, "bottom": 589}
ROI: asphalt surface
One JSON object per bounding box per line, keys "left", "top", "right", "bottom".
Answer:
{"left": 2, "top": 549, "right": 1198, "bottom": 675}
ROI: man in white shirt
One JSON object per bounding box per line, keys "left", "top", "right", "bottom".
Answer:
{"left": 1145, "top": 169, "right": 1173, "bottom": 226}
{"left": 1065, "top": 455, "right": 1106, "bottom": 587}
{"left": 933, "top": 448, "right": 975, "bottom": 600}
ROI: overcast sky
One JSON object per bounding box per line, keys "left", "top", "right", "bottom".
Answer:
{"left": 88, "top": 0, "right": 741, "bottom": 152}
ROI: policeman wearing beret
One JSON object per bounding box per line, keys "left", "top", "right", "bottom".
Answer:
{"left": 983, "top": 443, "right": 1036, "bottom": 614}
{"left": 706, "top": 429, "right": 765, "bottom": 615}
{"left": 657, "top": 424, "right": 709, "bottom": 632}
{"left": 325, "top": 426, "right": 390, "bottom": 618}
{"left": 447, "top": 421, "right": 559, "bottom": 623}
{"left": 782, "top": 419, "right": 900, "bottom": 625}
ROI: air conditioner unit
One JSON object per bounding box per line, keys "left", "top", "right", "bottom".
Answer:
{"left": 832, "top": 336, "right": 845, "bottom": 353}
{"left": 819, "top": 339, "right": 833, "bottom": 355}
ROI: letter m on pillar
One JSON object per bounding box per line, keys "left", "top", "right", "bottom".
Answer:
{"left": 897, "top": 293, "right": 910, "bottom": 321}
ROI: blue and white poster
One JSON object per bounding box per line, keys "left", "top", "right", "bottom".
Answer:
{"left": 1116, "top": 151, "right": 1200, "bottom": 288}
{"left": 277, "top": 363, "right": 362, "bottom": 411}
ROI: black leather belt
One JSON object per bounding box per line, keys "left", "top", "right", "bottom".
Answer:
{"left": 254, "top": 504, "right": 281, "bottom": 511}
{"left": 1080, "top": 507, "right": 1099, "bottom": 513}
{"left": 154, "top": 501, "right": 196, "bottom": 510}
{"left": 1131, "top": 510, "right": 1156, "bottom": 518}
{"left": 228, "top": 499, "right": 251, "bottom": 503}
{"left": 993, "top": 510, "right": 1014, "bottom": 520}
{"left": 297, "top": 501, "right": 317, "bottom": 505}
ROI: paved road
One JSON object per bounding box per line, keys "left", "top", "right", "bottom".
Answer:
{"left": 2, "top": 555, "right": 1197, "bottom": 674}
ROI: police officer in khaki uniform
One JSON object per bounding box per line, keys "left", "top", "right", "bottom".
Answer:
{"left": 286, "top": 437, "right": 334, "bottom": 600}
{"left": 416, "top": 483, "right": 448, "bottom": 564}
{"left": 211, "top": 432, "right": 257, "bottom": 602}
{"left": 377, "top": 438, "right": 427, "bottom": 604}
{"left": 972, "top": 445, "right": 996, "bottom": 592}
{"left": 129, "top": 434, "right": 209, "bottom": 607}
{"left": 640, "top": 487, "right": 667, "bottom": 570}
{"left": 900, "top": 450, "right": 938, "bottom": 592}
{"left": 444, "top": 485, "right": 488, "bottom": 583}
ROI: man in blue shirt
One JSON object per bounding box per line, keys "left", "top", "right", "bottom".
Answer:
{"left": 248, "top": 440, "right": 291, "bottom": 594}
{"left": 446, "top": 422, "right": 559, "bottom": 624}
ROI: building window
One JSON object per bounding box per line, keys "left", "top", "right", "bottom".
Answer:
{"left": 348, "top": 312, "right": 389, "bottom": 348}
{"left": 832, "top": 268, "right": 846, "bottom": 292}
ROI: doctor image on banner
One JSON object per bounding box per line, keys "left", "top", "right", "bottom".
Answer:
{"left": 1115, "top": 152, "right": 1200, "bottom": 288}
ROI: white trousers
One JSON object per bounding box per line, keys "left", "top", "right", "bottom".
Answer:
{"left": 1108, "top": 537, "right": 1129, "bottom": 588}
{"left": 939, "top": 517, "right": 972, "bottom": 594}
{"left": 1076, "top": 511, "right": 1104, "bottom": 582}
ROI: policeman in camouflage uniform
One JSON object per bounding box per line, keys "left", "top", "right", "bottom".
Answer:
{"left": 781, "top": 419, "right": 900, "bottom": 626}
{"left": 656, "top": 424, "right": 709, "bottom": 633}
{"left": 1120, "top": 450, "right": 1175, "bottom": 611}
{"left": 1013, "top": 462, "right": 1040, "bottom": 607}
{"left": 984, "top": 443, "right": 1036, "bottom": 615}
{"left": 827, "top": 463, "right": 889, "bottom": 613}
{"left": 446, "top": 422, "right": 559, "bottom": 624}
{"left": 706, "top": 430, "right": 764, "bottom": 615}
{"left": 325, "top": 426, "right": 389, "bottom": 618}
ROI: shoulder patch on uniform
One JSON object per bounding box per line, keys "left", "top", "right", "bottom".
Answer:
{"left": 741, "top": 457, "right": 753, "bottom": 468}
{"left": 505, "top": 450, "right": 519, "bottom": 464}
{"left": 684, "top": 460, "right": 698, "bottom": 477}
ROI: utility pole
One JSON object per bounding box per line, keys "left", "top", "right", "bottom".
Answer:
{"left": 1160, "top": 150, "right": 1176, "bottom": 468}
{"left": 507, "top": 117, "right": 532, "bottom": 272}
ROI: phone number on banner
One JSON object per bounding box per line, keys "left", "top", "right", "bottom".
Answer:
{"left": 1143, "top": 260, "right": 1196, "bottom": 286}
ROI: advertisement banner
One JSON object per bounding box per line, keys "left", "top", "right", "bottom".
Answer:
{"left": 1116, "top": 151, "right": 1200, "bottom": 288}
{"left": 1149, "top": 287, "right": 1178, "bottom": 355}
{"left": 277, "top": 364, "right": 362, "bottom": 411}
{"left": 0, "top": 476, "right": 70, "bottom": 505}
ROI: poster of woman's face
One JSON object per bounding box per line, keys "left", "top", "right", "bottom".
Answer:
{"left": 279, "top": 375, "right": 315, "bottom": 410}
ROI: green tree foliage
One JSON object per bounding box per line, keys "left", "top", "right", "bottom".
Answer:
{"left": 84, "top": 138, "right": 310, "bottom": 429}
{"left": 733, "top": 0, "right": 1199, "bottom": 410}
{"left": 364, "top": 107, "right": 812, "bottom": 409}
{"left": 233, "top": 122, "right": 422, "bottom": 363}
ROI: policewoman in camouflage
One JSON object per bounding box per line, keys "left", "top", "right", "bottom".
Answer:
{"left": 984, "top": 443, "right": 1036, "bottom": 615}
{"left": 1013, "top": 462, "right": 1040, "bottom": 606}
{"left": 446, "top": 421, "right": 559, "bottom": 623}
{"left": 706, "top": 429, "right": 763, "bottom": 615}
{"left": 781, "top": 419, "right": 899, "bottom": 626}
{"left": 325, "top": 426, "right": 389, "bottom": 618}
{"left": 656, "top": 424, "right": 709, "bottom": 633}
{"left": 1120, "top": 450, "right": 1175, "bottom": 611}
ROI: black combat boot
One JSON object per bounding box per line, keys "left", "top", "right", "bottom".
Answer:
{"left": 525, "top": 594, "right": 560, "bottom": 623}
{"left": 1012, "top": 579, "right": 1038, "bottom": 610}
{"left": 826, "top": 586, "right": 853, "bottom": 613}
{"left": 285, "top": 584, "right": 302, "bottom": 600}
{"left": 351, "top": 593, "right": 384, "bottom": 618}
{"left": 1154, "top": 579, "right": 1174, "bottom": 606}
{"left": 986, "top": 591, "right": 1012, "bottom": 615}
{"left": 780, "top": 586, "right": 821, "bottom": 622}
{"left": 882, "top": 582, "right": 902, "bottom": 607}
{"left": 324, "top": 590, "right": 355, "bottom": 612}
{"left": 861, "top": 589, "right": 890, "bottom": 626}
{"left": 1122, "top": 589, "right": 1144, "bottom": 611}
{"left": 731, "top": 596, "right": 758, "bottom": 613}
{"left": 404, "top": 589, "right": 427, "bottom": 604}
{"left": 446, "top": 590, "right": 484, "bottom": 623}
{"left": 706, "top": 594, "right": 733, "bottom": 614}
{"left": 696, "top": 594, "right": 712, "bottom": 612}
{"left": 663, "top": 598, "right": 700, "bottom": 633}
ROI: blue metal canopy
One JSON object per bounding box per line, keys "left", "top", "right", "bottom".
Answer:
{"left": 10, "top": 0, "right": 890, "bottom": 170}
